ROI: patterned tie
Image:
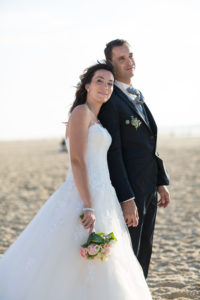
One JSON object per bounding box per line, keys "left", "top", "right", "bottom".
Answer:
{"left": 126, "top": 87, "right": 150, "bottom": 126}
{"left": 126, "top": 86, "right": 145, "bottom": 105}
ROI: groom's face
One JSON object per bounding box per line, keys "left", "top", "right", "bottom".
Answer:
{"left": 110, "top": 44, "right": 135, "bottom": 84}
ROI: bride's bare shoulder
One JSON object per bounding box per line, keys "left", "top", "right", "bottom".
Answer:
{"left": 66, "top": 105, "right": 91, "bottom": 140}
{"left": 69, "top": 104, "right": 91, "bottom": 123}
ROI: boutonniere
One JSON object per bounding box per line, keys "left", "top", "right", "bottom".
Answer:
{"left": 125, "top": 116, "right": 142, "bottom": 130}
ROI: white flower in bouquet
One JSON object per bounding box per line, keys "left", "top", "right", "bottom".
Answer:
{"left": 88, "top": 243, "right": 100, "bottom": 256}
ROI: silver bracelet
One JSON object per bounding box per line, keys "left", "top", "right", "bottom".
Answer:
{"left": 82, "top": 208, "right": 94, "bottom": 212}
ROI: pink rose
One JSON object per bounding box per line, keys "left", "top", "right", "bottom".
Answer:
{"left": 88, "top": 243, "right": 99, "bottom": 255}
{"left": 104, "top": 247, "right": 111, "bottom": 256}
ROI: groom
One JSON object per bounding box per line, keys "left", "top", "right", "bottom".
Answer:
{"left": 98, "top": 39, "right": 170, "bottom": 278}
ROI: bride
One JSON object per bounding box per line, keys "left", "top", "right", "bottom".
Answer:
{"left": 0, "top": 63, "right": 152, "bottom": 300}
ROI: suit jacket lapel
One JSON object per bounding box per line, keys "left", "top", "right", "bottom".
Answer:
{"left": 114, "top": 85, "right": 153, "bottom": 133}
{"left": 143, "top": 103, "right": 157, "bottom": 136}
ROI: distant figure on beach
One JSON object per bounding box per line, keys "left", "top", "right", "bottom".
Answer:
{"left": 57, "top": 138, "right": 67, "bottom": 153}
{"left": 99, "top": 39, "right": 170, "bottom": 278}
{"left": 0, "top": 62, "right": 152, "bottom": 299}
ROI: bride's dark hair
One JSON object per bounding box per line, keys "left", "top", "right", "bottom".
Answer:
{"left": 69, "top": 62, "right": 114, "bottom": 113}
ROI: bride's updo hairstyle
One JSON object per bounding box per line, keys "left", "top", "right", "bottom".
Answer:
{"left": 69, "top": 62, "right": 114, "bottom": 113}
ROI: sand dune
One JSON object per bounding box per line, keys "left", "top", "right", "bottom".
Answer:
{"left": 0, "top": 137, "right": 199, "bottom": 299}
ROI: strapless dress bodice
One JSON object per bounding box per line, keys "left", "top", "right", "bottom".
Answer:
{"left": 65, "top": 123, "right": 112, "bottom": 190}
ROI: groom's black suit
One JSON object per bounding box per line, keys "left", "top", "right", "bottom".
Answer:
{"left": 98, "top": 85, "right": 169, "bottom": 278}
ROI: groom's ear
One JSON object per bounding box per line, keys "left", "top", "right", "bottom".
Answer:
{"left": 85, "top": 83, "right": 89, "bottom": 92}
{"left": 106, "top": 59, "right": 113, "bottom": 65}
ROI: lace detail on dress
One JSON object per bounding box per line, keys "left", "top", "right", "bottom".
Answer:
{"left": 66, "top": 123, "right": 112, "bottom": 191}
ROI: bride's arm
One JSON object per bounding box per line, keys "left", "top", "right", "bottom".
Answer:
{"left": 66, "top": 105, "right": 95, "bottom": 232}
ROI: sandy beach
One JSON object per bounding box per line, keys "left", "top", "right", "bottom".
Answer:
{"left": 0, "top": 136, "right": 199, "bottom": 299}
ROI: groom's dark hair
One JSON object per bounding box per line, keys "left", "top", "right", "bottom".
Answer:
{"left": 104, "top": 39, "right": 129, "bottom": 63}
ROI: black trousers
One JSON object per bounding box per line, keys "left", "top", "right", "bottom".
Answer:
{"left": 128, "top": 190, "right": 157, "bottom": 278}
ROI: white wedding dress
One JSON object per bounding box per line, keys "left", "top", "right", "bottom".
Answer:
{"left": 0, "top": 123, "right": 152, "bottom": 300}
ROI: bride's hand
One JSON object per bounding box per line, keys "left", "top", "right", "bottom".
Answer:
{"left": 81, "top": 210, "right": 96, "bottom": 234}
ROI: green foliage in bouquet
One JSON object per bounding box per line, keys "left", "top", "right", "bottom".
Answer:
{"left": 81, "top": 232, "right": 117, "bottom": 248}
{"left": 79, "top": 214, "right": 118, "bottom": 261}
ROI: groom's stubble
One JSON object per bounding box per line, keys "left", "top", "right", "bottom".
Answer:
{"left": 109, "top": 44, "right": 136, "bottom": 85}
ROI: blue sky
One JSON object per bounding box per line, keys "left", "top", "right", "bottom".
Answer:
{"left": 0, "top": 0, "right": 199, "bottom": 140}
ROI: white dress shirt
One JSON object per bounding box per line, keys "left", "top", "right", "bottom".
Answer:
{"left": 115, "top": 80, "right": 137, "bottom": 100}
{"left": 115, "top": 80, "right": 145, "bottom": 116}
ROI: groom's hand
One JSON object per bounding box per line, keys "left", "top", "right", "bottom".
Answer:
{"left": 157, "top": 185, "right": 170, "bottom": 208}
{"left": 120, "top": 199, "right": 139, "bottom": 227}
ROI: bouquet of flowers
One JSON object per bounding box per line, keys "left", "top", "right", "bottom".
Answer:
{"left": 80, "top": 232, "right": 117, "bottom": 261}
{"left": 80, "top": 215, "right": 117, "bottom": 261}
